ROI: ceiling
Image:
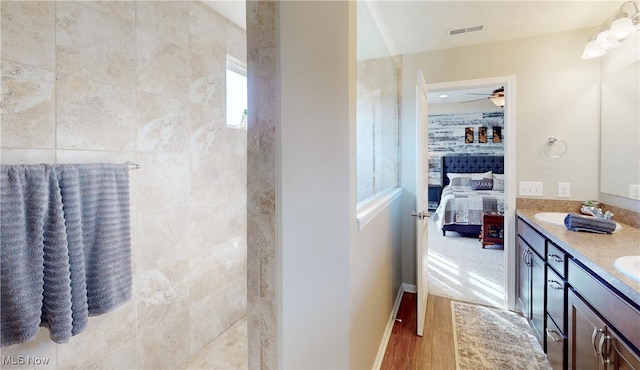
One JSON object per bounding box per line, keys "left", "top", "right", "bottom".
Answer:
{"left": 363, "top": 1, "right": 622, "bottom": 58}
{"left": 204, "top": 1, "right": 624, "bottom": 104}
{"left": 204, "top": 1, "right": 622, "bottom": 58}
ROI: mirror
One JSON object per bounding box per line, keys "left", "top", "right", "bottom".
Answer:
{"left": 600, "top": 34, "right": 640, "bottom": 200}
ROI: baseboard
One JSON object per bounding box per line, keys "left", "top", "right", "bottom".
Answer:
{"left": 402, "top": 283, "right": 416, "bottom": 293}
{"left": 372, "top": 285, "right": 407, "bottom": 370}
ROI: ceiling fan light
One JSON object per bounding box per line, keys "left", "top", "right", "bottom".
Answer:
{"left": 490, "top": 96, "right": 505, "bottom": 107}
{"left": 610, "top": 14, "right": 634, "bottom": 39}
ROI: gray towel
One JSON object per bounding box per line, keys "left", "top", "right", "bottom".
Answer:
{"left": 1, "top": 163, "right": 132, "bottom": 346}
{"left": 564, "top": 213, "right": 616, "bottom": 234}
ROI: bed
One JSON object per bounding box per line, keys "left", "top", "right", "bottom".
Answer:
{"left": 431, "top": 155, "right": 505, "bottom": 236}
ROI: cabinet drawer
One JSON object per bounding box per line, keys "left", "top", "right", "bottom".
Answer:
{"left": 517, "top": 218, "right": 545, "bottom": 257}
{"left": 568, "top": 259, "right": 640, "bottom": 352}
{"left": 546, "top": 242, "right": 566, "bottom": 278}
{"left": 546, "top": 266, "right": 565, "bottom": 331}
{"left": 545, "top": 315, "right": 566, "bottom": 370}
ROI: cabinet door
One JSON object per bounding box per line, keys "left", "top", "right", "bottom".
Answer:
{"left": 609, "top": 329, "right": 640, "bottom": 370}
{"left": 517, "top": 236, "right": 531, "bottom": 319}
{"left": 568, "top": 289, "right": 606, "bottom": 370}
{"left": 530, "top": 248, "right": 545, "bottom": 348}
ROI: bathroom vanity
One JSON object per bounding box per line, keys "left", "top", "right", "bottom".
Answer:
{"left": 516, "top": 210, "right": 640, "bottom": 370}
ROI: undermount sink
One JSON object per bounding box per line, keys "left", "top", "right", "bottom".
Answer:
{"left": 534, "top": 212, "right": 622, "bottom": 232}
{"left": 614, "top": 256, "right": 640, "bottom": 282}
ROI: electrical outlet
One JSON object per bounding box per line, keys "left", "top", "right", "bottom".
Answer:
{"left": 558, "top": 182, "right": 571, "bottom": 198}
{"left": 630, "top": 185, "right": 640, "bottom": 200}
{"left": 519, "top": 181, "right": 544, "bottom": 197}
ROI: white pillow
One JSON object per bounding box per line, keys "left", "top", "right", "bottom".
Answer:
{"left": 493, "top": 173, "right": 505, "bottom": 191}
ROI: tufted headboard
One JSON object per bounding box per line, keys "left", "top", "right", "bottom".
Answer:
{"left": 441, "top": 155, "right": 504, "bottom": 187}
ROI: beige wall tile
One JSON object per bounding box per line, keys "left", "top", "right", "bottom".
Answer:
{"left": 137, "top": 207, "right": 189, "bottom": 272}
{"left": 136, "top": 30, "right": 189, "bottom": 99}
{"left": 134, "top": 152, "right": 189, "bottom": 212}
{"left": 1, "top": 149, "right": 55, "bottom": 165}
{"left": 137, "top": 261, "right": 190, "bottom": 327}
{"left": 137, "top": 91, "right": 189, "bottom": 153}
{"left": 56, "top": 73, "right": 136, "bottom": 151}
{"left": 1, "top": 1, "right": 55, "bottom": 70}
{"left": 79, "top": 1, "right": 135, "bottom": 26}
{"left": 227, "top": 20, "right": 248, "bottom": 63}
{"left": 189, "top": 102, "right": 224, "bottom": 153}
{"left": 136, "top": 308, "right": 190, "bottom": 369}
{"left": 189, "top": 2, "right": 225, "bottom": 57}
{"left": 57, "top": 301, "right": 136, "bottom": 369}
{"left": 136, "top": 2, "right": 189, "bottom": 48}
{"left": 189, "top": 51, "right": 225, "bottom": 107}
{"left": 188, "top": 292, "right": 228, "bottom": 356}
{"left": 1, "top": 60, "right": 55, "bottom": 149}
{"left": 56, "top": 2, "right": 135, "bottom": 89}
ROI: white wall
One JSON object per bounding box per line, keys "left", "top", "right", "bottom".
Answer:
{"left": 400, "top": 28, "right": 602, "bottom": 285}
{"left": 278, "top": 2, "right": 354, "bottom": 368}
{"left": 276, "top": 3, "right": 404, "bottom": 368}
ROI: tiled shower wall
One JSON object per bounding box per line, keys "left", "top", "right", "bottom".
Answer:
{"left": 1, "top": 2, "right": 246, "bottom": 368}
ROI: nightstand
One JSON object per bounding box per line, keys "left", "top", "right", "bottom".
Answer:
{"left": 480, "top": 211, "right": 504, "bottom": 248}
{"left": 428, "top": 185, "right": 442, "bottom": 211}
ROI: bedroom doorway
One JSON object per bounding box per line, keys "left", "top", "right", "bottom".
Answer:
{"left": 425, "top": 76, "right": 516, "bottom": 311}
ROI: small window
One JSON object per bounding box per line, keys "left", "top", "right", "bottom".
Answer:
{"left": 226, "top": 57, "right": 247, "bottom": 129}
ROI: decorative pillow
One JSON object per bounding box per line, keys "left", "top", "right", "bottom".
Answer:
{"left": 493, "top": 174, "right": 505, "bottom": 191}
{"left": 471, "top": 178, "right": 494, "bottom": 190}
{"left": 447, "top": 173, "right": 471, "bottom": 186}
{"left": 447, "top": 171, "right": 493, "bottom": 186}
{"left": 471, "top": 171, "right": 493, "bottom": 180}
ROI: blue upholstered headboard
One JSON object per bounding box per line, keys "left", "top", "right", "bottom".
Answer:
{"left": 441, "top": 155, "right": 504, "bottom": 187}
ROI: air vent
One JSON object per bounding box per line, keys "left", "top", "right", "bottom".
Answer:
{"left": 448, "top": 25, "right": 484, "bottom": 36}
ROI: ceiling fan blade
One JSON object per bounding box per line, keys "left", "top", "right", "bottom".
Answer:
{"left": 461, "top": 97, "right": 488, "bottom": 103}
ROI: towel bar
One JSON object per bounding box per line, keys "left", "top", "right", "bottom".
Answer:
{"left": 127, "top": 162, "right": 140, "bottom": 170}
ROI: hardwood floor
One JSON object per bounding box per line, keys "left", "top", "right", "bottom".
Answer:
{"left": 380, "top": 293, "right": 459, "bottom": 370}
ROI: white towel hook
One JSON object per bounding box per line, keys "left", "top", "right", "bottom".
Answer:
{"left": 544, "top": 137, "right": 568, "bottom": 158}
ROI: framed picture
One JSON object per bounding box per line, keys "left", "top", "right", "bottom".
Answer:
{"left": 478, "top": 127, "right": 488, "bottom": 143}
{"left": 465, "top": 127, "right": 474, "bottom": 143}
{"left": 492, "top": 127, "right": 502, "bottom": 143}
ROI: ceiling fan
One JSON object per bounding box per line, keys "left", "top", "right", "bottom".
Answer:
{"left": 462, "top": 86, "right": 505, "bottom": 107}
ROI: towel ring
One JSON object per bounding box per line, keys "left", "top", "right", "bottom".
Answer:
{"left": 544, "top": 137, "right": 568, "bottom": 158}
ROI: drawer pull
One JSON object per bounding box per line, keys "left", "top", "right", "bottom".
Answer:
{"left": 546, "top": 328, "right": 563, "bottom": 343}
{"left": 548, "top": 280, "right": 563, "bottom": 290}
{"left": 548, "top": 253, "right": 563, "bottom": 263}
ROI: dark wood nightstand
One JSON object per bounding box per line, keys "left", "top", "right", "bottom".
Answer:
{"left": 428, "top": 185, "right": 442, "bottom": 211}
{"left": 480, "top": 211, "right": 504, "bottom": 248}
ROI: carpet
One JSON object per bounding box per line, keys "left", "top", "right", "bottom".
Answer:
{"left": 451, "top": 301, "right": 551, "bottom": 370}
{"left": 428, "top": 220, "right": 505, "bottom": 308}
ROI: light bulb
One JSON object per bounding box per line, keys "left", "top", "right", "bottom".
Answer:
{"left": 610, "top": 15, "right": 634, "bottom": 39}
{"left": 581, "top": 40, "right": 606, "bottom": 59}
{"left": 595, "top": 30, "right": 621, "bottom": 49}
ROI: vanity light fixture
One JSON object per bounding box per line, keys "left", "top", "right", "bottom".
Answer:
{"left": 581, "top": 1, "right": 640, "bottom": 59}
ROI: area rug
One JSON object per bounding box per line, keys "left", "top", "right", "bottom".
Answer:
{"left": 451, "top": 301, "right": 551, "bottom": 370}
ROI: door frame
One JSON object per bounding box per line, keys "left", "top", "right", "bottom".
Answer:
{"left": 426, "top": 75, "right": 517, "bottom": 311}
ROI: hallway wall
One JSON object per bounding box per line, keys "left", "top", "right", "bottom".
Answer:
{"left": 1, "top": 2, "right": 246, "bottom": 368}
